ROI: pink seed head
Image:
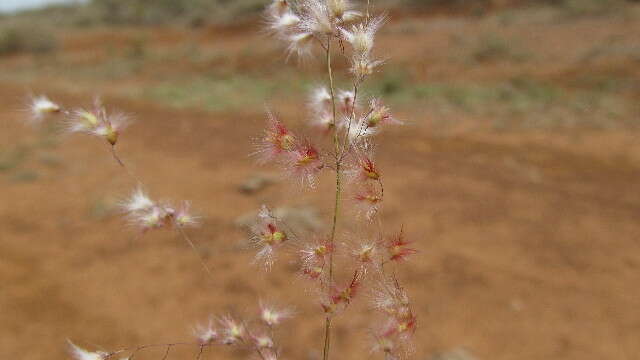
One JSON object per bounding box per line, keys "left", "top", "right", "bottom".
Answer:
{"left": 254, "top": 112, "right": 296, "bottom": 164}
{"left": 330, "top": 270, "right": 363, "bottom": 306}
{"left": 300, "top": 238, "right": 333, "bottom": 267}
{"left": 385, "top": 229, "right": 417, "bottom": 262}
{"left": 353, "top": 242, "right": 377, "bottom": 264}
{"left": 353, "top": 184, "right": 383, "bottom": 220}
{"left": 219, "top": 316, "right": 246, "bottom": 345}
{"left": 285, "top": 141, "right": 324, "bottom": 187}
{"left": 301, "top": 263, "right": 324, "bottom": 280}
{"left": 366, "top": 98, "right": 401, "bottom": 129}
{"left": 193, "top": 320, "right": 218, "bottom": 345}
{"left": 253, "top": 333, "right": 275, "bottom": 349}
{"left": 174, "top": 201, "right": 199, "bottom": 227}
{"left": 260, "top": 301, "right": 293, "bottom": 327}
{"left": 250, "top": 205, "right": 289, "bottom": 269}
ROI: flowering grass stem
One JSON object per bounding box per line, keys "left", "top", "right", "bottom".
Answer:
{"left": 178, "top": 226, "right": 216, "bottom": 281}
{"left": 323, "top": 33, "right": 342, "bottom": 360}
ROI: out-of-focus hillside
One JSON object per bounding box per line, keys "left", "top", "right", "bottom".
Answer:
{"left": 0, "top": 0, "right": 635, "bottom": 27}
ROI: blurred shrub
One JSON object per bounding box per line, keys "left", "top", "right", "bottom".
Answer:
{"left": 471, "top": 35, "right": 531, "bottom": 63}
{"left": 545, "top": 0, "right": 628, "bottom": 15}
{"left": 401, "top": 0, "right": 490, "bottom": 8}
{"left": 2, "top": 0, "right": 636, "bottom": 29}
{"left": 91, "top": 0, "right": 267, "bottom": 25}
{"left": 0, "top": 26, "right": 57, "bottom": 56}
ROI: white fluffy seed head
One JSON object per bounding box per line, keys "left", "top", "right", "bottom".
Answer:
{"left": 287, "top": 32, "right": 315, "bottom": 60}
{"left": 67, "top": 109, "right": 99, "bottom": 133}
{"left": 67, "top": 105, "right": 130, "bottom": 145}
{"left": 268, "top": 10, "right": 301, "bottom": 36}
{"left": 67, "top": 340, "right": 109, "bottom": 360}
{"left": 121, "top": 186, "right": 155, "bottom": 213}
{"left": 351, "top": 57, "right": 384, "bottom": 78}
{"left": 260, "top": 301, "right": 294, "bottom": 326}
{"left": 308, "top": 86, "right": 332, "bottom": 113}
{"left": 136, "top": 206, "right": 165, "bottom": 230}
{"left": 28, "top": 95, "right": 61, "bottom": 123}
{"left": 193, "top": 319, "right": 218, "bottom": 345}
{"left": 174, "top": 201, "right": 199, "bottom": 227}
{"left": 267, "top": 0, "right": 290, "bottom": 17}
{"left": 219, "top": 315, "right": 246, "bottom": 345}
{"left": 327, "top": 0, "right": 348, "bottom": 18}
{"left": 255, "top": 334, "right": 275, "bottom": 348}
{"left": 341, "top": 16, "right": 385, "bottom": 57}
{"left": 341, "top": 10, "right": 362, "bottom": 23}
{"left": 300, "top": 0, "right": 334, "bottom": 35}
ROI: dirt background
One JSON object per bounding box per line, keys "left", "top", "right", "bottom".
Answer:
{"left": 1, "top": 2, "right": 640, "bottom": 360}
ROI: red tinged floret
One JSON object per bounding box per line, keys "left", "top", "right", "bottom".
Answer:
{"left": 353, "top": 183, "right": 383, "bottom": 220}
{"left": 346, "top": 142, "right": 381, "bottom": 184}
{"left": 302, "top": 264, "right": 324, "bottom": 280}
{"left": 361, "top": 157, "right": 379, "bottom": 180}
{"left": 384, "top": 228, "right": 417, "bottom": 262}
{"left": 300, "top": 237, "right": 334, "bottom": 267}
{"left": 330, "top": 270, "right": 363, "bottom": 306}
{"left": 254, "top": 111, "right": 296, "bottom": 164}
{"left": 250, "top": 205, "right": 289, "bottom": 270}
{"left": 285, "top": 141, "right": 324, "bottom": 187}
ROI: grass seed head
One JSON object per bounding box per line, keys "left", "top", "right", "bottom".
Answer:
{"left": 219, "top": 315, "right": 247, "bottom": 345}
{"left": 67, "top": 340, "right": 109, "bottom": 360}
{"left": 28, "top": 95, "right": 61, "bottom": 123}
{"left": 193, "top": 319, "right": 219, "bottom": 345}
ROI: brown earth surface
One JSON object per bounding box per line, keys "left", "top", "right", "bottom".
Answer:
{"left": 1, "top": 5, "right": 640, "bottom": 360}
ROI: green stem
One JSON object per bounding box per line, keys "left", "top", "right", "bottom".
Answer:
{"left": 322, "top": 34, "right": 342, "bottom": 360}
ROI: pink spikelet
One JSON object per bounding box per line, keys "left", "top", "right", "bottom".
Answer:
{"left": 299, "top": 237, "right": 334, "bottom": 269}
{"left": 193, "top": 318, "right": 219, "bottom": 345}
{"left": 370, "top": 334, "right": 398, "bottom": 360}
{"left": 253, "top": 111, "right": 296, "bottom": 164}
{"left": 346, "top": 142, "right": 381, "bottom": 183}
{"left": 347, "top": 99, "right": 401, "bottom": 142}
{"left": 284, "top": 140, "right": 324, "bottom": 188}
{"left": 322, "top": 270, "right": 364, "bottom": 314}
{"left": 250, "top": 205, "right": 289, "bottom": 270}
{"left": 219, "top": 315, "right": 248, "bottom": 345}
{"left": 174, "top": 201, "right": 199, "bottom": 228}
{"left": 259, "top": 300, "right": 294, "bottom": 327}
{"left": 252, "top": 332, "right": 275, "bottom": 349}
{"left": 353, "top": 183, "right": 383, "bottom": 220}
{"left": 301, "top": 261, "right": 325, "bottom": 281}
{"left": 369, "top": 279, "right": 417, "bottom": 359}
{"left": 350, "top": 239, "right": 378, "bottom": 266}
{"left": 365, "top": 98, "right": 401, "bottom": 129}
{"left": 120, "top": 187, "right": 198, "bottom": 232}
{"left": 384, "top": 228, "right": 417, "bottom": 263}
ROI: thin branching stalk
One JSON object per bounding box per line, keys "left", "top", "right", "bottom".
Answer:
{"left": 177, "top": 226, "right": 215, "bottom": 280}
{"left": 323, "top": 33, "right": 341, "bottom": 360}
{"left": 342, "top": 82, "right": 359, "bottom": 151}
